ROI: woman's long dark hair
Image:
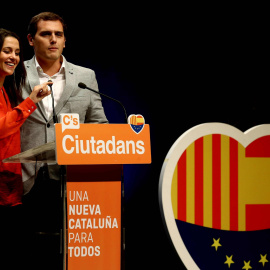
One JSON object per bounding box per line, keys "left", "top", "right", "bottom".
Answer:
{"left": 0, "top": 28, "right": 26, "bottom": 108}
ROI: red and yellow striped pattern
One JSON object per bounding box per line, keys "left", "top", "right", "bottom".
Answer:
{"left": 129, "top": 115, "right": 144, "bottom": 125}
{"left": 171, "top": 134, "right": 270, "bottom": 231}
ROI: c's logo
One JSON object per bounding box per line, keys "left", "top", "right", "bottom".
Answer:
{"left": 60, "top": 113, "right": 80, "bottom": 132}
{"left": 159, "top": 123, "right": 270, "bottom": 269}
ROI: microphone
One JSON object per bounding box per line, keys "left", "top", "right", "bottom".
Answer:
{"left": 78, "top": 82, "right": 128, "bottom": 123}
{"left": 48, "top": 80, "right": 58, "bottom": 123}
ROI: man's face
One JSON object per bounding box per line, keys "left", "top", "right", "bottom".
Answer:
{"left": 28, "top": 20, "right": 66, "bottom": 63}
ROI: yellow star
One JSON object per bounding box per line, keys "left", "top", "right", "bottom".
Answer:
{"left": 259, "top": 254, "right": 268, "bottom": 267}
{"left": 242, "top": 260, "right": 252, "bottom": 270}
{"left": 211, "top": 238, "right": 222, "bottom": 251}
{"left": 224, "top": 255, "right": 234, "bottom": 268}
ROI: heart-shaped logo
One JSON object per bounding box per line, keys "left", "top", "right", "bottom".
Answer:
{"left": 128, "top": 114, "right": 145, "bottom": 134}
{"left": 159, "top": 123, "right": 270, "bottom": 270}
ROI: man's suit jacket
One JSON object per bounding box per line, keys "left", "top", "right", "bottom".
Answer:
{"left": 20, "top": 56, "right": 108, "bottom": 194}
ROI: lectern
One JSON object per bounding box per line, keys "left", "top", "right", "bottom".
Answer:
{"left": 3, "top": 122, "right": 151, "bottom": 270}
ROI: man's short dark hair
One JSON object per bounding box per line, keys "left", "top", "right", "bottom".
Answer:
{"left": 28, "top": 12, "right": 67, "bottom": 38}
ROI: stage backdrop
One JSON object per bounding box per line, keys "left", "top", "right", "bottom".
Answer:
{"left": 1, "top": 5, "right": 267, "bottom": 269}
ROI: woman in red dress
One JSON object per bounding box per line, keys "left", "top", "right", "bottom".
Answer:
{"left": 0, "top": 28, "right": 51, "bottom": 268}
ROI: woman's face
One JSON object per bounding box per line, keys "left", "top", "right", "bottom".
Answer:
{"left": 0, "top": 36, "right": 20, "bottom": 80}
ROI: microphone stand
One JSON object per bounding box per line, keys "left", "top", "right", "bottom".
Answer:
{"left": 48, "top": 80, "right": 58, "bottom": 124}
{"left": 48, "top": 80, "right": 66, "bottom": 269}
{"left": 78, "top": 83, "right": 128, "bottom": 123}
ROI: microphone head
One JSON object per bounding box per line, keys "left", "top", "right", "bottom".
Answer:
{"left": 47, "top": 79, "right": 53, "bottom": 89}
{"left": 78, "top": 82, "right": 86, "bottom": 89}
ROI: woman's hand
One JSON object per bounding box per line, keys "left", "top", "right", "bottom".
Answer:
{"left": 29, "top": 81, "right": 52, "bottom": 103}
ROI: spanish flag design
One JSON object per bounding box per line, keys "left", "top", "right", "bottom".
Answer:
{"left": 160, "top": 124, "right": 270, "bottom": 269}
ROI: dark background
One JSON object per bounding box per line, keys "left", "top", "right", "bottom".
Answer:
{"left": 1, "top": 3, "right": 267, "bottom": 269}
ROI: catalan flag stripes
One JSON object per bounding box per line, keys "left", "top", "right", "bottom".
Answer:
{"left": 129, "top": 115, "right": 136, "bottom": 125}
{"left": 172, "top": 134, "right": 240, "bottom": 231}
